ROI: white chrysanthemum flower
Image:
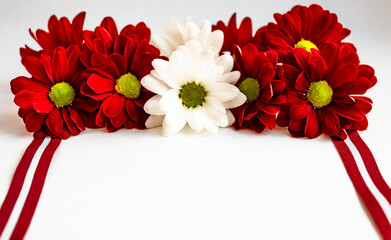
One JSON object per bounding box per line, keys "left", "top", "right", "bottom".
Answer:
{"left": 141, "top": 40, "right": 246, "bottom": 136}
{"left": 151, "top": 17, "right": 223, "bottom": 58}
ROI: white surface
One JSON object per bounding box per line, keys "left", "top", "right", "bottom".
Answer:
{"left": 0, "top": 0, "right": 390, "bottom": 239}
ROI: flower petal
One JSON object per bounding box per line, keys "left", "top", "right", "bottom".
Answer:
{"left": 162, "top": 109, "right": 187, "bottom": 136}
{"left": 102, "top": 94, "right": 125, "bottom": 118}
{"left": 141, "top": 74, "right": 170, "bottom": 95}
{"left": 304, "top": 110, "right": 321, "bottom": 139}
{"left": 289, "top": 101, "right": 313, "bottom": 120}
{"left": 145, "top": 115, "right": 164, "bottom": 128}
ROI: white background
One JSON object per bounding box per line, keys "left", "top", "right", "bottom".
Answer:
{"left": 0, "top": 0, "right": 390, "bottom": 239}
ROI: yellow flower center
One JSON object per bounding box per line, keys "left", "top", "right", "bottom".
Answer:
{"left": 179, "top": 82, "right": 207, "bottom": 108}
{"left": 239, "top": 78, "right": 260, "bottom": 103}
{"left": 294, "top": 39, "right": 318, "bottom": 52}
{"left": 115, "top": 73, "right": 141, "bottom": 99}
{"left": 306, "top": 80, "right": 333, "bottom": 108}
{"left": 49, "top": 82, "right": 75, "bottom": 108}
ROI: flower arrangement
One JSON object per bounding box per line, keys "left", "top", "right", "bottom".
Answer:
{"left": 2, "top": 4, "right": 390, "bottom": 240}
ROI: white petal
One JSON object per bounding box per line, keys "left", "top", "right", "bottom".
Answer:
{"left": 223, "top": 92, "right": 246, "bottom": 109}
{"left": 208, "top": 83, "right": 240, "bottom": 102}
{"left": 217, "top": 71, "right": 240, "bottom": 84}
{"left": 162, "top": 109, "right": 187, "bottom": 136}
{"left": 144, "top": 95, "right": 165, "bottom": 115}
{"left": 205, "top": 30, "right": 223, "bottom": 56}
{"left": 159, "top": 89, "right": 182, "bottom": 112}
{"left": 141, "top": 74, "right": 170, "bottom": 95}
{"left": 215, "top": 53, "right": 234, "bottom": 74}
{"left": 203, "top": 118, "right": 219, "bottom": 134}
{"left": 164, "top": 18, "right": 184, "bottom": 44}
{"left": 183, "top": 20, "right": 200, "bottom": 43}
{"left": 203, "top": 97, "right": 228, "bottom": 127}
{"left": 187, "top": 107, "right": 206, "bottom": 133}
{"left": 197, "top": 20, "right": 212, "bottom": 42}
{"left": 152, "top": 59, "right": 182, "bottom": 88}
{"left": 226, "top": 110, "right": 235, "bottom": 126}
{"left": 151, "top": 33, "right": 176, "bottom": 58}
{"left": 185, "top": 40, "right": 203, "bottom": 58}
{"left": 145, "top": 115, "right": 164, "bottom": 128}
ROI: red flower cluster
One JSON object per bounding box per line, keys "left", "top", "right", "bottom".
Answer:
{"left": 276, "top": 43, "right": 375, "bottom": 139}
{"left": 216, "top": 4, "right": 376, "bottom": 139}
{"left": 11, "top": 13, "right": 160, "bottom": 138}
{"left": 10, "top": 5, "right": 377, "bottom": 140}
{"left": 80, "top": 17, "right": 160, "bottom": 132}
{"left": 11, "top": 45, "right": 98, "bottom": 139}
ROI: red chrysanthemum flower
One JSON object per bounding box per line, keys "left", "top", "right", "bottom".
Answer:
{"left": 80, "top": 19, "right": 160, "bottom": 132}
{"left": 212, "top": 13, "right": 264, "bottom": 54}
{"left": 11, "top": 46, "right": 99, "bottom": 139}
{"left": 230, "top": 44, "right": 286, "bottom": 133}
{"left": 20, "top": 12, "right": 86, "bottom": 58}
{"left": 258, "top": 4, "right": 352, "bottom": 55}
{"left": 276, "top": 42, "right": 376, "bottom": 139}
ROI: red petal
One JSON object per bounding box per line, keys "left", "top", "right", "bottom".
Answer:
{"left": 62, "top": 108, "right": 79, "bottom": 135}
{"left": 309, "top": 55, "right": 327, "bottom": 81}
{"left": 289, "top": 101, "right": 313, "bottom": 120}
{"left": 351, "top": 116, "right": 368, "bottom": 131}
{"left": 289, "top": 119, "right": 305, "bottom": 131}
{"left": 256, "top": 111, "right": 276, "bottom": 130}
{"left": 100, "top": 17, "right": 118, "bottom": 39}
{"left": 332, "top": 93, "right": 355, "bottom": 105}
{"left": 33, "top": 98, "right": 53, "bottom": 113}
{"left": 318, "top": 107, "right": 339, "bottom": 136}
{"left": 40, "top": 54, "right": 54, "bottom": 83}
{"left": 304, "top": 110, "right": 321, "bottom": 139}
{"left": 68, "top": 107, "right": 85, "bottom": 131}
{"left": 276, "top": 109, "right": 289, "bottom": 127}
{"left": 270, "top": 80, "right": 285, "bottom": 94}
{"left": 329, "top": 64, "right": 357, "bottom": 89}
{"left": 243, "top": 103, "right": 259, "bottom": 120}
{"left": 72, "top": 12, "right": 86, "bottom": 33}
{"left": 91, "top": 52, "right": 120, "bottom": 78}
{"left": 339, "top": 76, "right": 371, "bottom": 95}
{"left": 353, "top": 96, "right": 372, "bottom": 114}
{"left": 81, "top": 82, "right": 112, "bottom": 101}
{"left": 332, "top": 104, "right": 364, "bottom": 121}
{"left": 294, "top": 72, "right": 309, "bottom": 92}
{"left": 293, "top": 48, "right": 312, "bottom": 76}
{"left": 11, "top": 76, "right": 49, "bottom": 94}
{"left": 256, "top": 101, "right": 280, "bottom": 115}
{"left": 46, "top": 107, "right": 63, "bottom": 137}
{"left": 259, "top": 62, "right": 276, "bottom": 89}
{"left": 52, "top": 47, "right": 69, "bottom": 82}
{"left": 126, "top": 100, "right": 140, "bottom": 122}
{"left": 87, "top": 73, "right": 115, "bottom": 94}
{"left": 22, "top": 56, "right": 51, "bottom": 84}
{"left": 25, "top": 111, "right": 47, "bottom": 132}
{"left": 102, "top": 94, "right": 125, "bottom": 118}
{"left": 111, "top": 109, "right": 127, "bottom": 128}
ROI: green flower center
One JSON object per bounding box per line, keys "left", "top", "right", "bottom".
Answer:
{"left": 239, "top": 77, "right": 260, "bottom": 103}
{"left": 294, "top": 39, "right": 318, "bottom": 52}
{"left": 179, "top": 82, "right": 207, "bottom": 108}
{"left": 115, "top": 73, "right": 141, "bottom": 99}
{"left": 306, "top": 80, "right": 333, "bottom": 108}
{"left": 49, "top": 82, "right": 75, "bottom": 108}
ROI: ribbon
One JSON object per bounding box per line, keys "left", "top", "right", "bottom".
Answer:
{"left": 9, "top": 138, "right": 61, "bottom": 240}
{"left": 348, "top": 130, "right": 391, "bottom": 206}
{"left": 332, "top": 136, "right": 391, "bottom": 239}
{"left": 0, "top": 138, "right": 44, "bottom": 237}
